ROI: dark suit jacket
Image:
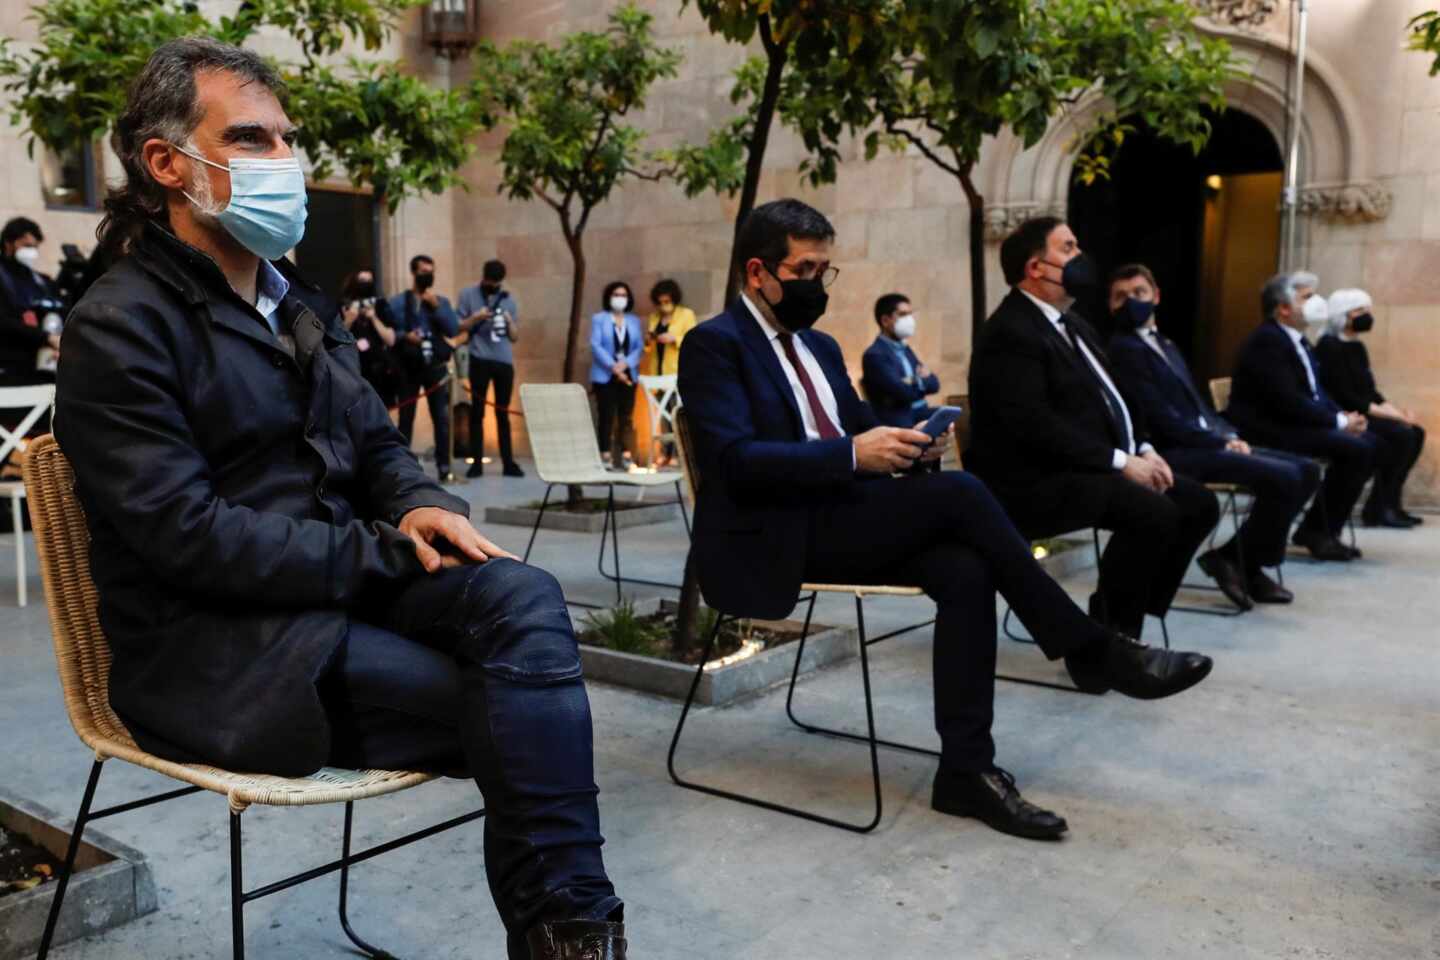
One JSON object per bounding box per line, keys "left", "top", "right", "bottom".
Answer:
{"left": 56, "top": 221, "right": 466, "bottom": 776}
{"left": 861, "top": 335, "right": 939, "bottom": 428}
{"left": 1107, "top": 328, "right": 1236, "bottom": 452}
{"left": 1227, "top": 320, "right": 1341, "bottom": 441}
{"left": 967, "top": 288, "right": 1150, "bottom": 491}
{"left": 0, "top": 255, "right": 57, "bottom": 379}
{"left": 677, "top": 300, "right": 877, "bottom": 619}
{"left": 1314, "top": 333, "right": 1384, "bottom": 412}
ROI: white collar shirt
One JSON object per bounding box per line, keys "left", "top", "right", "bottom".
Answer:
{"left": 1280, "top": 322, "right": 1348, "bottom": 429}
{"left": 741, "top": 294, "right": 844, "bottom": 442}
{"left": 1019, "top": 288, "right": 1148, "bottom": 467}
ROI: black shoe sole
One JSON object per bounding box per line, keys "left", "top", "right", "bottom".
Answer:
{"left": 931, "top": 797, "right": 1069, "bottom": 840}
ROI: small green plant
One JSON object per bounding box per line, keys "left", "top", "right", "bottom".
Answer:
{"left": 580, "top": 599, "right": 668, "bottom": 656}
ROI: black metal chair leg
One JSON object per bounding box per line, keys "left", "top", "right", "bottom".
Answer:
{"left": 522, "top": 484, "right": 554, "bottom": 563}
{"left": 230, "top": 811, "right": 246, "bottom": 960}
{"left": 37, "top": 759, "right": 104, "bottom": 960}
{"left": 1175, "top": 489, "right": 1251, "bottom": 617}
{"left": 338, "top": 802, "right": 400, "bottom": 959}
{"left": 1001, "top": 605, "right": 1036, "bottom": 644}
{"left": 597, "top": 483, "right": 684, "bottom": 593}
{"left": 675, "top": 480, "right": 691, "bottom": 536}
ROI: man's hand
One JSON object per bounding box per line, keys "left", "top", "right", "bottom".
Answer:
{"left": 916, "top": 363, "right": 931, "bottom": 379}
{"left": 398, "top": 507, "right": 518, "bottom": 573}
{"left": 1121, "top": 453, "right": 1167, "bottom": 492}
{"left": 1141, "top": 449, "right": 1175, "bottom": 490}
{"left": 1343, "top": 412, "right": 1368, "bottom": 434}
{"left": 913, "top": 421, "right": 950, "bottom": 463}
{"left": 421, "top": 289, "right": 440, "bottom": 310}
{"left": 854, "top": 426, "right": 929, "bottom": 473}
{"left": 1225, "top": 437, "right": 1252, "bottom": 455}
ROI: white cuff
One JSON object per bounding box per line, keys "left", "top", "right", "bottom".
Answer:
{"left": 1112, "top": 449, "right": 1128, "bottom": 471}
{"left": 1335, "top": 412, "right": 1348, "bottom": 430}
{"left": 851, "top": 440, "right": 857, "bottom": 472}
{"left": 1138, "top": 442, "right": 1155, "bottom": 456}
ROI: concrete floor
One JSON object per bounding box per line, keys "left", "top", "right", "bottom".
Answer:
{"left": 2, "top": 459, "right": 1437, "bottom": 959}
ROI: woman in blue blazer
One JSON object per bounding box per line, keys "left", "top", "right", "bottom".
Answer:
{"left": 590, "top": 280, "right": 645, "bottom": 467}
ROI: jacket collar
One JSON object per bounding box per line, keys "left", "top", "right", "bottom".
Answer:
{"left": 733, "top": 296, "right": 804, "bottom": 436}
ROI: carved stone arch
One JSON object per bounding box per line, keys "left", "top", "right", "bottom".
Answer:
{"left": 976, "top": 22, "right": 1390, "bottom": 240}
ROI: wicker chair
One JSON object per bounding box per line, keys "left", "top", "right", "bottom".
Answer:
{"left": 665, "top": 409, "right": 938, "bottom": 834}
{"left": 519, "top": 383, "right": 690, "bottom": 603}
{"left": 22, "top": 435, "right": 484, "bottom": 960}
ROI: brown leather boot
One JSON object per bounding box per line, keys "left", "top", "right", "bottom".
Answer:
{"left": 526, "top": 918, "right": 627, "bottom": 959}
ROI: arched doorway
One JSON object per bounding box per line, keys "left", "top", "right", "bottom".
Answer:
{"left": 1066, "top": 108, "right": 1283, "bottom": 382}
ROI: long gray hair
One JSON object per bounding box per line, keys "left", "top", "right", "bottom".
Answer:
{"left": 98, "top": 37, "right": 284, "bottom": 255}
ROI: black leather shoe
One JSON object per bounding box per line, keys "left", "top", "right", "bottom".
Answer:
{"left": 1197, "top": 549, "right": 1253, "bottom": 611}
{"left": 527, "top": 919, "right": 627, "bottom": 960}
{"left": 1247, "top": 570, "right": 1293, "bottom": 604}
{"left": 1065, "top": 631, "right": 1213, "bottom": 700}
{"left": 466, "top": 462, "right": 484, "bottom": 478}
{"left": 1362, "top": 506, "right": 1413, "bottom": 529}
{"left": 931, "top": 767, "right": 1067, "bottom": 840}
{"left": 1292, "top": 527, "right": 1352, "bottom": 562}
{"left": 503, "top": 461, "right": 526, "bottom": 477}
{"left": 1398, "top": 510, "right": 1424, "bottom": 526}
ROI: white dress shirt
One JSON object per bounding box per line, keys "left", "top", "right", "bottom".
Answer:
{"left": 1280, "top": 322, "right": 1348, "bottom": 430}
{"left": 253, "top": 258, "right": 290, "bottom": 338}
{"left": 1019, "top": 289, "right": 1151, "bottom": 469}
{"left": 741, "top": 295, "right": 855, "bottom": 468}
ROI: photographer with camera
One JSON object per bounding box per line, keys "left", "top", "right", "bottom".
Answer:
{"left": 387, "top": 254, "right": 460, "bottom": 481}
{"left": 339, "top": 269, "right": 402, "bottom": 408}
{"left": 457, "top": 259, "right": 523, "bottom": 478}
{"left": 0, "top": 217, "right": 64, "bottom": 385}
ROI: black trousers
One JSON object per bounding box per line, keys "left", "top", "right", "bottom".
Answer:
{"left": 803, "top": 471, "right": 1110, "bottom": 775}
{"left": 397, "top": 366, "right": 452, "bottom": 472}
{"left": 1162, "top": 446, "right": 1321, "bottom": 570}
{"left": 993, "top": 472, "right": 1219, "bottom": 639}
{"left": 593, "top": 378, "right": 636, "bottom": 460}
{"left": 323, "top": 560, "right": 620, "bottom": 959}
{"left": 1245, "top": 426, "right": 1380, "bottom": 537}
{"left": 470, "top": 358, "right": 517, "bottom": 466}
{"left": 1365, "top": 417, "right": 1426, "bottom": 514}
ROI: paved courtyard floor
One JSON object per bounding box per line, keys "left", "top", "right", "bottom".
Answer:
{"left": 2, "top": 460, "right": 1436, "bottom": 959}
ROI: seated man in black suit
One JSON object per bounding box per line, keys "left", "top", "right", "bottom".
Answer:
{"left": 679, "top": 199, "right": 1212, "bottom": 842}
{"left": 861, "top": 292, "right": 940, "bottom": 428}
{"left": 1105, "top": 264, "right": 1321, "bottom": 606}
{"left": 1227, "top": 273, "right": 1379, "bottom": 561}
{"left": 967, "top": 218, "right": 1221, "bottom": 641}
{"left": 1316, "top": 288, "right": 1426, "bottom": 528}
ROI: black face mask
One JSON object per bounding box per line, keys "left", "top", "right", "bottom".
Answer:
{"left": 351, "top": 280, "right": 376, "bottom": 300}
{"left": 1351, "top": 312, "right": 1374, "bottom": 334}
{"left": 760, "top": 265, "right": 829, "bottom": 332}
{"left": 1042, "top": 253, "right": 1098, "bottom": 299}
{"left": 480, "top": 282, "right": 500, "bottom": 296}
{"left": 415, "top": 272, "right": 435, "bottom": 292}
{"left": 1113, "top": 297, "right": 1156, "bottom": 330}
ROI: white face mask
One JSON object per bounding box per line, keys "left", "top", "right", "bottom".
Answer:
{"left": 892, "top": 313, "right": 916, "bottom": 340}
{"left": 610, "top": 296, "right": 629, "bottom": 314}
{"left": 14, "top": 247, "right": 40, "bottom": 268}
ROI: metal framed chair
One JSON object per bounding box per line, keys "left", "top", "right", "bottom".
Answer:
{"left": 665, "top": 409, "right": 937, "bottom": 834}
{"left": 0, "top": 383, "right": 55, "bottom": 606}
{"left": 22, "top": 435, "right": 485, "bottom": 960}
{"left": 518, "top": 383, "right": 690, "bottom": 604}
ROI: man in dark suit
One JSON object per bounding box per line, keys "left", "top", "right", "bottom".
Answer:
{"left": 54, "top": 40, "right": 623, "bottom": 959}
{"left": 679, "top": 199, "right": 1212, "bottom": 842}
{"left": 1105, "top": 264, "right": 1321, "bottom": 605}
{"left": 1226, "top": 273, "right": 1379, "bottom": 561}
{"left": 967, "top": 218, "right": 1222, "bottom": 641}
{"left": 861, "top": 292, "right": 940, "bottom": 428}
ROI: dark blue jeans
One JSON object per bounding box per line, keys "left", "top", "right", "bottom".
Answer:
{"left": 322, "top": 560, "right": 620, "bottom": 958}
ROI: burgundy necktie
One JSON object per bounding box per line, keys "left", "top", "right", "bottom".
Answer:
{"left": 777, "top": 332, "right": 842, "bottom": 439}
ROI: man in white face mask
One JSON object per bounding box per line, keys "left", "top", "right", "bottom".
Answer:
{"left": 860, "top": 292, "right": 941, "bottom": 429}
{"left": 0, "top": 216, "right": 64, "bottom": 384}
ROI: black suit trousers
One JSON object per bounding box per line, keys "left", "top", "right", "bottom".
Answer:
{"left": 992, "top": 472, "right": 1219, "bottom": 639}
{"left": 803, "top": 471, "right": 1109, "bottom": 775}
{"left": 1161, "top": 447, "right": 1321, "bottom": 569}
{"left": 1365, "top": 417, "right": 1425, "bottom": 513}
{"left": 1239, "top": 426, "right": 1380, "bottom": 537}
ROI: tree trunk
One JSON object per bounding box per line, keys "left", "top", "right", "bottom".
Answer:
{"left": 562, "top": 226, "right": 587, "bottom": 506}
{"left": 676, "top": 15, "right": 789, "bottom": 657}
{"left": 959, "top": 166, "right": 985, "bottom": 344}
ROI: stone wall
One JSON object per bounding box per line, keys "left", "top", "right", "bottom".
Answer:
{"left": 3, "top": 0, "right": 1437, "bottom": 501}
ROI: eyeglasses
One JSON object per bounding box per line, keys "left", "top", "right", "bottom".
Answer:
{"left": 768, "top": 259, "right": 840, "bottom": 289}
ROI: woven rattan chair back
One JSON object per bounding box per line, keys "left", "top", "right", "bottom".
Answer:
{"left": 672, "top": 407, "right": 702, "bottom": 502}
{"left": 19, "top": 435, "right": 126, "bottom": 753}
{"left": 518, "top": 383, "right": 606, "bottom": 484}
{"left": 1210, "top": 377, "right": 1232, "bottom": 413}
